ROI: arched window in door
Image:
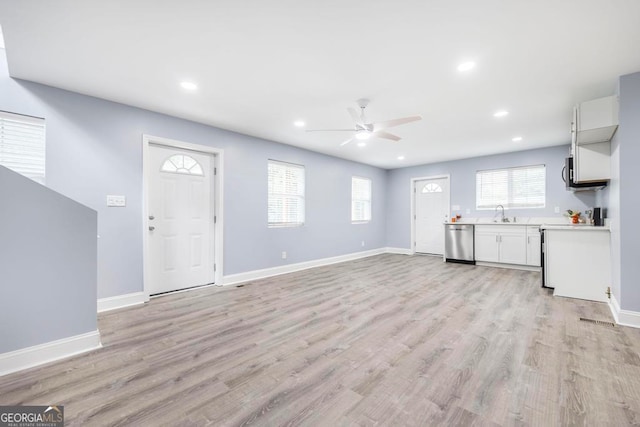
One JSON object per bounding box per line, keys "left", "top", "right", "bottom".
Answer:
{"left": 160, "top": 154, "right": 204, "bottom": 176}
{"left": 422, "top": 183, "right": 443, "bottom": 193}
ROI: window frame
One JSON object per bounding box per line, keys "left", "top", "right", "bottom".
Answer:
{"left": 267, "top": 159, "right": 306, "bottom": 228}
{"left": 0, "top": 110, "right": 46, "bottom": 184}
{"left": 351, "top": 176, "right": 372, "bottom": 223}
{"left": 475, "top": 164, "right": 546, "bottom": 210}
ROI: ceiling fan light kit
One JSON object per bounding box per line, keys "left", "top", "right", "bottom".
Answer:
{"left": 307, "top": 99, "right": 422, "bottom": 147}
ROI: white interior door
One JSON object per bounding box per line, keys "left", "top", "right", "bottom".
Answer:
{"left": 414, "top": 177, "right": 450, "bottom": 254}
{"left": 148, "top": 145, "right": 214, "bottom": 294}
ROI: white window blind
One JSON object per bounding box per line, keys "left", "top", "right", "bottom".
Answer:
{"left": 352, "top": 177, "right": 372, "bottom": 222}
{"left": 0, "top": 111, "right": 46, "bottom": 184}
{"left": 268, "top": 160, "right": 305, "bottom": 227}
{"left": 476, "top": 164, "right": 545, "bottom": 209}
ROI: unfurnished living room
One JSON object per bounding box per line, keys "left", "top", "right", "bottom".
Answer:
{"left": 1, "top": 1, "right": 640, "bottom": 426}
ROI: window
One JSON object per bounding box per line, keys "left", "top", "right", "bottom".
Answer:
{"left": 476, "top": 164, "right": 545, "bottom": 209}
{"left": 268, "top": 160, "right": 305, "bottom": 227}
{"left": 161, "top": 154, "right": 204, "bottom": 176}
{"left": 0, "top": 111, "right": 46, "bottom": 184}
{"left": 422, "top": 183, "right": 442, "bottom": 193}
{"left": 351, "top": 177, "right": 372, "bottom": 222}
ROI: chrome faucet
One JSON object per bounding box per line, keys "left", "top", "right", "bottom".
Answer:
{"left": 495, "top": 204, "right": 508, "bottom": 222}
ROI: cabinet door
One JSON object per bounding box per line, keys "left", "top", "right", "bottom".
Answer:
{"left": 526, "top": 232, "right": 541, "bottom": 266}
{"left": 498, "top": 232, "right": 527, "bottom": 265}
{"left": 575, "top": 142, "right": 611, "bottom": 182}
{"left": 475, "top": 231, "right": 500, "bottom": 262}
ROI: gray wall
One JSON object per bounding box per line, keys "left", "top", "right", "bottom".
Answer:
{"left": 386, "top": 145, "right": 597, "bottom": 249}
{"left": 0, "top": 166, "right": 97, "bottom": 353}
{"left": 617, "top": 71, "right": 640, "bottom": 312}
{"left": 0, "top": 52, "right": 387, "bottom": 299}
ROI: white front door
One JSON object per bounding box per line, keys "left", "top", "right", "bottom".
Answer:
{"left": 148, "top": 145, "right": 214, "bottom": 294}
{"left": 414, "top": 177, "right": 450, "bottom": 255}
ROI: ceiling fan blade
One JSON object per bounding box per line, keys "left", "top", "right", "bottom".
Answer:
{"left": 348, "top": 107, "right": 365, "bottom": 127}
{"left": 372, "top": 131, "right": 401, "bottom": 142}
{"left": 340, "top": 138, "right": 354, "bottom": 146}
{"left": 372, "top": 115, "right": 422, "bottom": 132}
{"left": 305, "top": 129, "right": 355, "bottom": 132}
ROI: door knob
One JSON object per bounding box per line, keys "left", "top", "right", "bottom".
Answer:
{"left": 149, "top": 226, "right": 155, "bottom": 231}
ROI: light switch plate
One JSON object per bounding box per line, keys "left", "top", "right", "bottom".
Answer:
{"left": 107, "top": 195, "right": 126, "bottom": 207}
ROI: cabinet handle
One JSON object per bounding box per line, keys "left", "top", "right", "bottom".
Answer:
{"left": 527, "top": 236, "right": 530, "bottom": 244}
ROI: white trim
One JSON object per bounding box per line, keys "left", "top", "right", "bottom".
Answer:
{"left": 97, "top": 292, "right": 146, "bottom": 313}
{"left": 411, "top": 174, "right": 451, "bottom": 255}
{"left": 385, "top": 247, "right": 413, "bottom": 255}
{"left": 609, "top": 293, "right": 640, "bottom": 328}
{"left": 142, "top": 135, "right": 224, "bottom": 300}
{"left": 222, "top": 248, "right": 387, "bottom": 286}
{"left": 475, "top": 261, "right": 541, "bottom": 272}
{"left": 0, "top": 331, "right": 101, "bottom": 377}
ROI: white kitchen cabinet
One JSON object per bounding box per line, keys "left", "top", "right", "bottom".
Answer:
{"left": 474, "top": 225, "right": 527, "bottom": 265}
{"left": 544, "top": 227, "right": 610, "bottom": 302}
{"left": 475, "top": 228, "right": 500, "bottom": 262}
{"left": 572, "top": 95, "right": 618, "bottom": 145}
{"left": 526, "top": 226, "right": 541, "bottom": 266}
{"left": 570, "top": 95, "right": 617, "bottom": 183}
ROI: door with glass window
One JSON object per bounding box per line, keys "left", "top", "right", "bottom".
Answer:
{"left": 414, "top": 177, "right": 450, "bottom": 254}
{"left": 148, "top": 145, "right": 214, "bottom": 294}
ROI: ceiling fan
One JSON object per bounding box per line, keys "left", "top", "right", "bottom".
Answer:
{"left": 306, "top": 99, "right": 422, "bottom": 146}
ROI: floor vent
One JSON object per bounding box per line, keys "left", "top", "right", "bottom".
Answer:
{"left": 579, "top": 317, "right": 615, "bottom": 327}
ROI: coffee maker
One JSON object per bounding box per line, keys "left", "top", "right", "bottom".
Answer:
{"left": 587, "top": 207, "right": 604, "bottom": 226}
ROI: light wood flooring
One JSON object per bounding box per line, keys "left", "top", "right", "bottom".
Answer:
{"left": 2, "top": 254, "right": 640, "bottom": 426}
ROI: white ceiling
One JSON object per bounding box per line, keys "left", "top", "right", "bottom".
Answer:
{"left": 1, "top": 1, "right": 640, "bottom": 169}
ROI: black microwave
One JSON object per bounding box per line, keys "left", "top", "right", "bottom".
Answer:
{"left": 563, "top": 157, "right": 607, "bottom": 191}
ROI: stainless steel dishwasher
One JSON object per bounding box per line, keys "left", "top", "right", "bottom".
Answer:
{"left": 444, "top": 224, "right": 475, "bottom": 264}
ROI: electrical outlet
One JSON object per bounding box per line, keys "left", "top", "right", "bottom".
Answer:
{"left": 361, "top": 241, "right": 365, "bottom": 247}
{"left": 281, "top": 251, "right": 287, "bottom": 259}
{"left": 106, "top": 195, "right": 126, "bottom": 207}
{"left": 554, "top": 206, "right": 560, "bottom": 213}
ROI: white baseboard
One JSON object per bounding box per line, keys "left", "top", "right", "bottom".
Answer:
{"left": 609, "top": 293, "right": 640, "bottom": 328}
{"left": 0, "top": 330, "right": 102, "bottom": 377}
{"left": 222, "top": 248, "right": 388, "bottom": 286}
{"left": 475, "top": 261, "right": 541, "bottom": 272}
{"left": 97, "top": 292, "right": 146, "bottom": 313}
{"left": 385, "top": 247, "right": 413, "bottom": 255}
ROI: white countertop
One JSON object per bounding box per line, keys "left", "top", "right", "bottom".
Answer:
{"left": 444, "top": 217, "right": 609, "bottom": 231}
{"left": 541, "top": 224, "right": 610, "bottom": 231}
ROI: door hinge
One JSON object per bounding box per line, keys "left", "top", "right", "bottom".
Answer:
{"left": 214, "top": 264, "right": 217, "bottom": 272}
{"left": 214, "top": 167, "right": 217, "bottom": 175}
{"left": 214, "top": 215, "right": 217, "bottom": 224}
{"left": 414, "top": 214, "right": 416, "bottom": 220}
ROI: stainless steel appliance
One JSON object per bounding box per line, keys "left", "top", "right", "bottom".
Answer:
{"left": 562, "top": 157, "right": 607, "bottom": 191}
{"left": 444, "top": 224, "right": 475, "bottom": 264}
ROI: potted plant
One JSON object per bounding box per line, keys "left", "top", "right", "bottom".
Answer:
{"left": 566, "top": 209, "right": 581, "bottom": 224}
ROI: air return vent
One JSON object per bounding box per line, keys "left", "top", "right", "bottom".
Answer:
{"left": 579, "top": 318, "right": 615, "bottom": 327}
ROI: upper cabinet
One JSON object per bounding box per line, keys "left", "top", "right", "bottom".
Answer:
{"left": 570, "top": 95, "right": 618, "bottom": 183}
{"left": 572, "top": 95, "right": 619, "bottom": 145}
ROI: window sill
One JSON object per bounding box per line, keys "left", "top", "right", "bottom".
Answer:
{"left": 351, "top": 220, "right": 371, "bottom": 225}
{"left": 268, "top": 223, "right": 305, "bottom": 228}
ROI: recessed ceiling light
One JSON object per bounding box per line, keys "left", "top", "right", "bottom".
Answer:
{"left": 180, "top": 81, "right": 198, "bottom": 91}
{"left": 294, "top": 120, "right": 305, "bottom": 127}
{"left": 512, "top": 136, "right": 523, "bottom": 142}
{"left": 397, "top": 156, "right": 405, "bottom": 160}
{"left": 357, "top": 142, "right": 366, "bottom": 147}
{"left": 493, "top": 110, "right": 509, "bottom": 118}
{"left": 457, "top": 61, "right": 476, "bottom": 72}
